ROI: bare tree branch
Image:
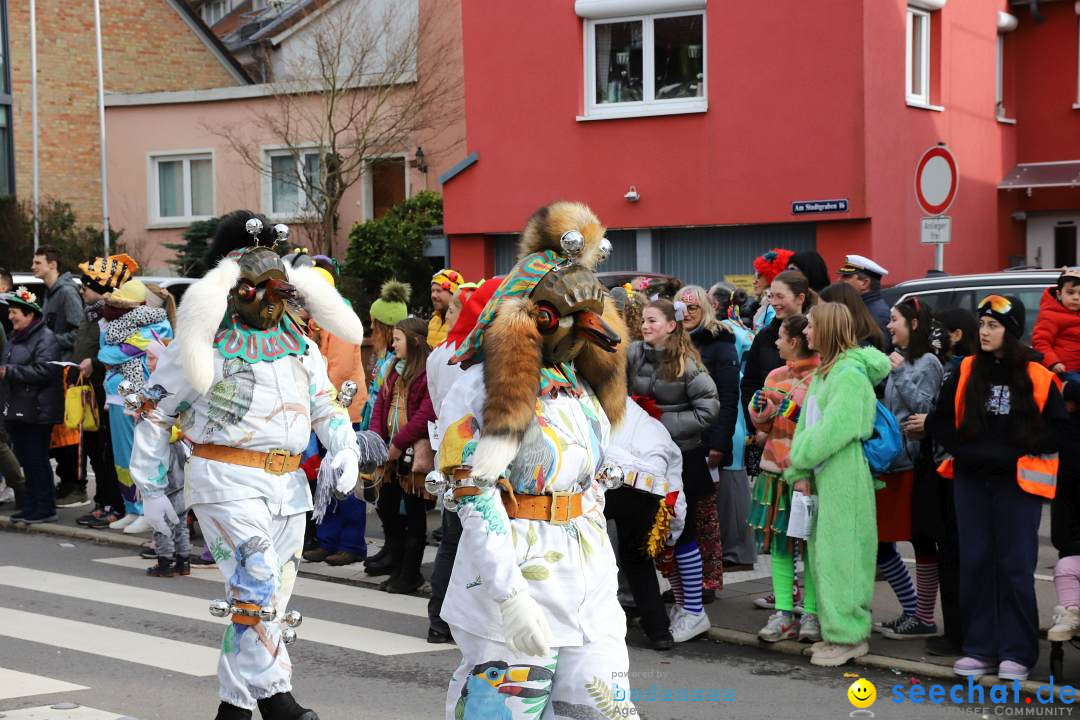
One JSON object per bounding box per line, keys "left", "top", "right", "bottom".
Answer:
{"left": 205, "top": 0, "right": 463, "bottom": 255}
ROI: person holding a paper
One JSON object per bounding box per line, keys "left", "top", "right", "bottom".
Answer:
{"left": 787, "top": 302, "right": 890, "bottom": 668}
{"left": 748, "top": 313, "right": 820, "bottom": 644}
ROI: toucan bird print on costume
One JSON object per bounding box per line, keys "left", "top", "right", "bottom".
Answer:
{"left": 455, "top": 661, "right": 555, "bottom": 720}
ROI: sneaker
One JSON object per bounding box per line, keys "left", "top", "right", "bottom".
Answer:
{"left": 873, "top": 614, "right": 905, "bottom": 634}
{"left": 88, "top": 511, "right": 123, "bottom": 529}
{"left": 810, "top": 641, "right": 869, "bottom": 667}
{"left": 998, "top": 660, "right": 1029, "bottom": 681}
{"left": 109, "top": 514, "right": 137, "bottom": 530}
{"left": 758, "top": 611, "right": 798, "bottom": 643}
{"left": 882, "top": 615, "right": 939, "bottom": 640}
{"left": 9, "top": 509, "right": 30, "bottom": 521}
{"left": 953, "top": 656, "right": 996, "bottom": 677}
{"left": 22, "top": 513, "right": 60, "bottom": 524}
{"left": 670, "top": 606, "right": 711, "bottom": 642}
{"left": 1048, "top": 605, "right": 1080, "bottom": 642}
{"left": 754, "top": 583, "right": 803, "bottom": 610}
{"left": 123, "top": 516, "right": 152, "bottom": 534}
{"left": 191, "top": 550, "right": 216, "bottom": 566}
{"left": 76, "top": 507, "right": 105, "bottom": 525}
{"left": 798, "top": 613, "right": 822, "bottom": 643}
{"left": 55, "top": 488, "right": 90, "bottom": 508}
{"left": 0, "top": 486, "right": 14, "bottom": 505}
{"left": 140, "top": 542, "right": 158, "bottom": 560}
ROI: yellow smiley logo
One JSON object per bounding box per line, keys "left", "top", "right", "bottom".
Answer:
{"left": 848, "top": 678, "right": 877, "bottom": 709}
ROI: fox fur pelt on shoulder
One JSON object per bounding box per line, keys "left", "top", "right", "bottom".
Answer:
{"left": 518, "top": 201, "right": 606, "bottom": 270}
{"left": 469, "top": 295, "right": 628, "bottom": 482}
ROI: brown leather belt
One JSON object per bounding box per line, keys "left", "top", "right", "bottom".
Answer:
{"left": 453, "top": 482, "right": 583, "bottom": 525}
{"left": 231, "top": 601, "right": 264, "bottom": 626}
{"left": 192, "top": 443, "right": 301, "bottom": 475}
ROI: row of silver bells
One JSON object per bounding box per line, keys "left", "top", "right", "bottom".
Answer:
{"left": 209, "top": 600, "right": 303, "bottom": 643}
{"left": 423, "top": 461, "right": 625, "bottom": 512}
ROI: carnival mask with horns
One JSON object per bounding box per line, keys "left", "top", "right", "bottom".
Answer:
{"left": 452, "top": 201, "right": 629, "bottom": 483}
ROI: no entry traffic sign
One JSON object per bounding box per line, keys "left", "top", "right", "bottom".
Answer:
{"left": 915, "top": 145, "right": 958, "bottom": 216}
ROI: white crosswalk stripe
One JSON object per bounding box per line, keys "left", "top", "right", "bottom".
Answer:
{"left": 0, "top": 668, "right": 88, "bottom": 701}
{"left": 0, "top": 607, "right": 219, "bottom": 677}
{"left": 0, "top": 706, "right": 126, "bottom": 720}
{"left": 91, "top": 556, "right": 431, "bottom": 617}
{"left": 0, "top": 565, "right": 448, "bottom": 657}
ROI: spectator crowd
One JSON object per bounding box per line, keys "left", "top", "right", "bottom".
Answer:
{"left": 3, "top": 229, "right": 1080, "bottom": 681}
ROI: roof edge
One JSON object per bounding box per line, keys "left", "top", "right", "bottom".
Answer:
{"left": 166, "top": 0, "right": 254, "bottom": 85}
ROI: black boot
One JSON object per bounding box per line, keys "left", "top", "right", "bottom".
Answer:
{"left": 174, "top": 554, "right": 191, "bottom": 576}
{"left": 363, "top": 542, "right": 389, "bottom": 567}
{"left": 146, "top": 557, "right": 176, "bottom": 577}
{"left": 385, "top": 536, "right": 424, "bottom": 594}
{"left": 365, "top": 532, "right": 403, "bottom": 577}
{"left": 214, "top": 701, "right": 252, "bottom": 720}
{"left": 257, "top": 691, "right": 319, "bottom": 720}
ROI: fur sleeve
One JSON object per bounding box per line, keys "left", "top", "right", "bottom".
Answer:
{"left": 471, "top": 298, "right": 543, "bottom": 481}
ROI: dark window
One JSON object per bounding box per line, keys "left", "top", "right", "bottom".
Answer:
{"left": 1055, "top": 224, "right": 1077, "bottom": 268}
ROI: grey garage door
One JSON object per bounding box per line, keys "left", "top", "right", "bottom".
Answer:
{"left": 653, "top": 223, "right": 816, "bottom": 288}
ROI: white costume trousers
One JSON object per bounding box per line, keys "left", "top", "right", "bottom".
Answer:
{"left": 446, "top": 626, "right": 637, "bottom": 720}
{"left": 194, "top": 498, "right": 305, "bottom": 710}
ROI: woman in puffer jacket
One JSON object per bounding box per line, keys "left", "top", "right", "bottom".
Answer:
{"left": 627, "top": 298, "right": 719, "bottom": 643}
{"left": 1, "top": 287, "right": 63, "bottom": 523}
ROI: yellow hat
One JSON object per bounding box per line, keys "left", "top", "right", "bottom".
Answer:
{"left": 431, "top": 268, "right": 463, "bottom": 293}
{"left": 312, "top": 267, "right": 336, "bottom": 288}
{"left": 106, "top": 278, "right": 148, "bottom": 308}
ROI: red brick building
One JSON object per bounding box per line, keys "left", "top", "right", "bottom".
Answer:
{"left": 4, "top": 0, "right": 249, "bottom": 225}
{"left": 442, "top": 0, "right": 1080, "bottom": 286}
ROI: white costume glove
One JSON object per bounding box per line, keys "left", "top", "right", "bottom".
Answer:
{"left": 499, "top": 590, "right": 553, "bottom": 657}
{"left": 142, "top": 493, "right": 179, "bottom": 536}
{"left": 329, "top": 447, "right": 360, "bottom": 496}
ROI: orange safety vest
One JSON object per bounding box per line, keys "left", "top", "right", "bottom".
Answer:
{"left": 937, "top": 356, "right": 1060, "bottom": 499}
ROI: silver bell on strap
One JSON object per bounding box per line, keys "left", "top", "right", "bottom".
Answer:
{"left": 209, "top": 599, "right": 231, "bottom": 618}
{"left": 338, "top": 380, "right": 358, "bottom": 408}
{"left": 273, "top": 223, "right": 290, "bottom": 243}
{"left": 425, "top": 470, "right": 447, "bottom": 496}
{"left": 598, "top": 237, "right": 613, "bottom": 263}
{"left": 245, "top": 217, "right": 264, "bottom": 240}
{"left": 282, "top": 610, "right": 303, "bottom": 628}
{"left": 442, "top": 488, "right": 459, "bottom": 512}
{"left": 596, "top": 461, "right": 625, "bottom": 490}
{"left": 282, "top": 627, "right": 297, "bottom": 644}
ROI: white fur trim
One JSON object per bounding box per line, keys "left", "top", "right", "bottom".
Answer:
{"left": 288, "top": 265, "right": 365, "bottom": 345}
{"left": 470, "top": 434, "right": 520, "bottom": 483}
{"left": 175, "top": 258, "right": 240, "bottom": 395}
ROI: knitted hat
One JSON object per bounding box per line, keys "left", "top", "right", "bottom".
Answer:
{"left": 977, "top": 294, "right": 1025, "bottom": 339}
{"left": 106, "top": 278, "right": 148, "bottom": 308}
{"left": 79, "top": 253, "right": 139, "bottom": 294}
{"left": 370, "top": 280, "right": 410, "bottom": 326}
{"left": 752, "top": 248, "right": 795, "bottom": 284}
{"left": 431, "top": 268, "right": 463, "bottom": 293}
{"left": 0, "top": 286, "right": 41, "bottom": 314}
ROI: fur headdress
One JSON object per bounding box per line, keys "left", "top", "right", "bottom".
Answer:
{"left": 460, "top": 201, "right": 629, "bottom": 482}
{"left": 175, "top": 210, "right": 363, "bottom": 394}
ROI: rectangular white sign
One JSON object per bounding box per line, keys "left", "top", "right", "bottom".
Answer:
{"left": 920, "top": 216, "right": 952, "bottom": 244}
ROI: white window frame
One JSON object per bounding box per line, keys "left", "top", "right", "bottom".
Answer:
{"left": 361, "top": 152, "right": 412, "bottom": 222}
{"left": 262, "top": 145, "right": 323, "bottom": 221}
{"left": 147, "top": 150, "right": 214, "bottom": 227}
{"left": 905, "top": 6, "right": 931, "bottom": 107}
{"left": 580, "top": 10, "right": 707, "bottom": 121}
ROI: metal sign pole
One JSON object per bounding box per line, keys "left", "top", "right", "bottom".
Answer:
{"left": 936, "top": 243, "right": 944, "bottom": 272}
{"left": 30, "top": 0, "right": 39, "bottom": 251}
{"left": 93, "top": 0, "right": 110, "bottom": 256}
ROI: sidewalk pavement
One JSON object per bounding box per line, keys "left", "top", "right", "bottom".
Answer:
{"left": 0, "top": 502, "right": 1072, "bottom": 697}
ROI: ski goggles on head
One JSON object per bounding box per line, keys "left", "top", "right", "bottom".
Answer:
{"left": 978, "top": 294, "right": 1012, "bottom": 315}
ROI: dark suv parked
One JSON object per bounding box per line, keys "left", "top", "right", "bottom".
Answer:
{"left": 881, "top": 270, "right": 1060, "bottom": 342}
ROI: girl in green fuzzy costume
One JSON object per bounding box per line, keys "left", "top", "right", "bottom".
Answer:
{"left": 786, "top": 302, "right": 891, "bottom": 667}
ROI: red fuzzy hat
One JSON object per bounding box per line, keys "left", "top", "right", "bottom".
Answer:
{"left": 752, "top": 248, "right": 795, "bottom": 284}
{"left": 445, "top": 277, "right": 501, "bottom": 347}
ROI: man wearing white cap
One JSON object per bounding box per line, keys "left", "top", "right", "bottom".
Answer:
{"left": 838, "top": 254, "right": 891, "bottom": 347}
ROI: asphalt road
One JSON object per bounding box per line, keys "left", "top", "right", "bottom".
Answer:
{"left": 0, "top": 530, "right": 1076, "bottom": 720}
